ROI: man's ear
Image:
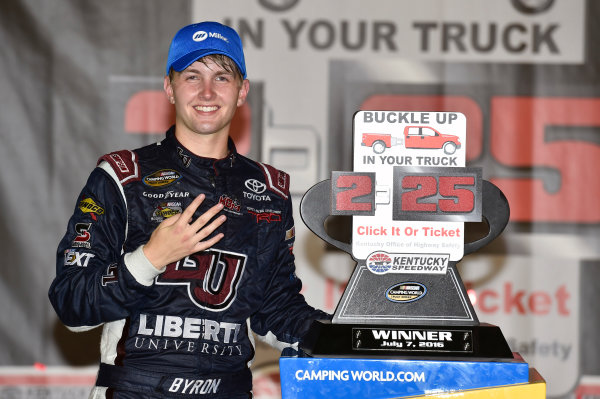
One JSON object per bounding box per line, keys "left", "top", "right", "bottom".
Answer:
{"left": 237, "top": 79, "right": 250, "bottom": 107}
{"left": 164, "top": 75, "right": 174, "bottom": 104}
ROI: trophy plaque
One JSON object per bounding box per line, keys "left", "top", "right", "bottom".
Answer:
{"left": 279, "top": 111, "right": 545, "bottom": 398}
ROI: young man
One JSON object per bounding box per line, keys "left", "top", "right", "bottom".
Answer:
{"left": 49, "top": 21, "right": 328, "bottom": 399}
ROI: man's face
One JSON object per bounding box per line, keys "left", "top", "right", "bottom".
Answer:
{"left": 164, "top": 58, "right": 249, "bottom": 140}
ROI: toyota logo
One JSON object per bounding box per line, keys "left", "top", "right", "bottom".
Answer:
{"left": 245, "top": 179, "right": 266, "bottom": 194}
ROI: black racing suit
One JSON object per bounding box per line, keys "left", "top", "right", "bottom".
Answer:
{"left": 49, "top": 127, "right": 328, "bottom": 398}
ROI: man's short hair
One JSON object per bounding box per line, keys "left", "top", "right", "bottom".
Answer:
{"left": 168, "top": 54, "right": 244, "bottom": 85}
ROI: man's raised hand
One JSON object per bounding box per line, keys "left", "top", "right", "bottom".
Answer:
{"left": 143, "top": 194, "right": 226, "bottom": 270}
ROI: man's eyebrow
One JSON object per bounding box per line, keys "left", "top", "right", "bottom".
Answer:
{"left": 182, "top": 68, "right": 201, "bottom": 74}
{"left": 182, "top": 67, "right": 234, "bottom": 76}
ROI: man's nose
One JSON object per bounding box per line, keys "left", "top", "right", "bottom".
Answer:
{"left": 198, "top": 80, "right": 215, "bottom": 100}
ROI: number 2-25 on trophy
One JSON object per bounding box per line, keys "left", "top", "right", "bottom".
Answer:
{"left": 330, "top": 171, "right": 376, "bottom": 216}
{"left": 392, "top": 167, "right": 482, "bottom": 222}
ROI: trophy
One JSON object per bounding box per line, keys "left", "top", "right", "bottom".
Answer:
{"left": 280, "top": 111, "right": 546, "bottom": 398}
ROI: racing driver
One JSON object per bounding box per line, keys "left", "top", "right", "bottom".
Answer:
{"left": 49, "top": 21, "right": 329, "bottom": 399}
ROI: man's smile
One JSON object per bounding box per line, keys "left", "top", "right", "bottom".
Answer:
{"left": 194, "top": 105, "right": 219, "bottom": 112}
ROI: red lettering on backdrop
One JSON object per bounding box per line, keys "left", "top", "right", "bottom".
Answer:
{"left": 360, "top": 95, "right": 483, "bottom": 161}
{"left": 124, "top": 91, "right": 174, "bottom": 134}
{"left": 229, "top": 102, "right": 252, "bottom": 155}
{"left": 529, "top": 291, "right": 552, "bottom": 315}
{"left": 362, "top": 94, "right": 600, "bottom": 223}
{"left": 503, "top": 282, "right": 527, "bottom": 314}
{"left": 471, "top": 282, "right": 571, "bottom": 316}
{"left": 490, "top": 97, "right": 600, "bottom": 223}
{"left": 478, "top": 289, "right": 499, "bottom": 313}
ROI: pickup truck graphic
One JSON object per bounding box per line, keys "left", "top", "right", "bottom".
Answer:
{"left": 362, "top": 126, "right": 461, "bottom": 155}
{"left": 361, "top": 133, "right": 402, "bottom": 154}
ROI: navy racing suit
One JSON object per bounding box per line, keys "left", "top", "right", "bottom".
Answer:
{"left": 49, "top": 127, "right": 328, "bottom": 398}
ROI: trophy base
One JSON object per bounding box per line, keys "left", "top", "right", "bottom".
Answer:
{"left": 302, "top": 320, "right": 513, "bottom": 359}
{"left": 279, "top": 349, "right": 540, "bottom": 399}
{"left": 403, "top": 369, "right": 545, "bottom": 399}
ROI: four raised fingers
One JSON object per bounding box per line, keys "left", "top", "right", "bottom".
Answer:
{"left": 193, "top": 231, "right": 225, "bottom": 253}
{"left": 181, "top": 195, "right": 227, "bottom": 249}
{"left": 178, "top": 194, "right": 206, "bottom": 225}
{"left": 190, "top": 202, "right": 225, "bottom": 232}
{"left": 193, "top": 213, "right": 227, "bottom": 242}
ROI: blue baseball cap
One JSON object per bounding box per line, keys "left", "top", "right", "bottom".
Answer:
{"left": 165, "top": 21, "right": 247, "bottom": 78}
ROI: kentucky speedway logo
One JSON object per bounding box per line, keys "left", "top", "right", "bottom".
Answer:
{"left": 366, "top": 251, "right": 449, "bottom": 275}
{"left": 366, "top": 251, "right": 392, "bottom": 274}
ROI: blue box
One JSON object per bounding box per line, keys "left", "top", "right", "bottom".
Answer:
{"left": 279, "top": 351, "right": 529, "bottom": 399}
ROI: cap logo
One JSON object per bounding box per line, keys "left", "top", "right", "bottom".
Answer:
{"left": 193, "top": 31, "right": 208, "bottom": 42}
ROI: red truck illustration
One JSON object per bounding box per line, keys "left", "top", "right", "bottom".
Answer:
{"left": 361, "top": 133, "right": 402, "bottom": 154}
{"left": 362, "top": 126, "right": 461, "bottom": 155}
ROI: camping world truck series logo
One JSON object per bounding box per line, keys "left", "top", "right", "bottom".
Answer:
{"left": 386, "top": 282, "right": 428, "bottom": 303}
{"left": 143, "top": 169, "right": 182, "bottom": 187}
{"left": 366, "top": 251, "right": 449, "bottom": 275}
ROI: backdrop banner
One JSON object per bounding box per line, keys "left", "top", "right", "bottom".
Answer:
{"left": 0, "top": 1, "right": 598, "bottom": 398}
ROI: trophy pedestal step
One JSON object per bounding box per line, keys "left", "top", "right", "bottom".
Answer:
{"left": 303, "top": 320, "right": 514, "bottom": 359}
{"left": 407, "top": 369, "right": 546, "bottom": 398}
{"left": 279, "top": 350, "right": 543, "bottom": 399}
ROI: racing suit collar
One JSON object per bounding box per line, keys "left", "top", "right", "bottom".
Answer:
{"left": 163, "top": 126, "right": 238, "bottom": 172}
